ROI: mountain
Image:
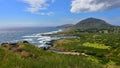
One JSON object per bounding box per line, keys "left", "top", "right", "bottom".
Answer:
{"left": 57, "top": 24, "right": 74, "bottom": 28}
{"left": 72, "top": 18, "right": 113, "bottom": 30}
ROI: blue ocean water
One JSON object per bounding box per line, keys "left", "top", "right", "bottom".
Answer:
{"left": 0, "top": 27, "right": 60, "bottom": 47}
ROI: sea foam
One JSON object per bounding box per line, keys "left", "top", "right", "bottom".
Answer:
{"left": 22, "top": 29, "right": 63, "bottom": 47}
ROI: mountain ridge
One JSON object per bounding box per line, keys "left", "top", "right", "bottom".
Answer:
{"left": 72, "top": 17, "right": 113, "bottom": 30}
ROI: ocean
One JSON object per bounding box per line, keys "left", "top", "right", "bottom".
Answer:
{"left": 0, "top": 27, "right": 61, "bottom": 47}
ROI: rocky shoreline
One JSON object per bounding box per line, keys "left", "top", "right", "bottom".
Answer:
{"left": 1, "top": 35, "right": 78, "bottom": 50}
{"left": 39, "top": 35, "right": 78, "bottom": 50}
{"left": 1, "top": 40, "right": 89, "bottom": 56}
{"left": 0, "top": 29, "right": 79, "bottom": 55}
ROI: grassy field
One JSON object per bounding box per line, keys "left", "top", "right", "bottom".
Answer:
{"left": 0, "top": 30, "right": 120, "bottom": 68}
{"left": 53, "top": 32, "right": 120, "bottom": 68}
{"left": 0, "top": 42, "right": 103, "bottom": 68}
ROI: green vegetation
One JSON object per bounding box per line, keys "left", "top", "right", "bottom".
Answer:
{"left": 0, "top": 42, "right": 102, "bottom": 68}
{"left": 83, "top": 42, "right": 110, "bottom": 49}
{"left": 53, "top": 32, "right": 120, "bottom": 68}
{"left": 65, "top": 18, "right": 120, "bottom": 33}
{"left": 1, "top": 18, "right": 120, "bottom": 68}
{"left": 57, "top": 24, "right": 74, "bottom": 28}
{"left": 71, "top": 18, "right": 112, "bottom": 30}
{"left": 52, "top": 18, "right": 120, "bottom": 67}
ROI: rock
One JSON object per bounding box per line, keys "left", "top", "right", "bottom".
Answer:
{"left": 23, "top": 41, "right": 29, "bottom": 43}
{"left": 1, "top": 42, "right": 9, "bottom": 45}
{"left": 42, "top": 46, "right": 50, "bottom": 50}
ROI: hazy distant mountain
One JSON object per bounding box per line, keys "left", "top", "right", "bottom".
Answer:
{"left": 57, "top": 24, "right": 74, "bottom": 28}
{"left": 72, "top": 18, "right": 113, "bottom": 30}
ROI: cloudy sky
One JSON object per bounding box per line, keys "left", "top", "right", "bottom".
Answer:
{"left": 0, "top": 0, "right": 120, "bottom": 28}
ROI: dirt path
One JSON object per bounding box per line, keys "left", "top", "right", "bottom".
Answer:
{"left": 51, "top": 49, "right": 88, "bottom": 56}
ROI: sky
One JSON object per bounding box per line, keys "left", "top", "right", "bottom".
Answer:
{"left": 0, "top": 0, "right": 120, "bottom": 28}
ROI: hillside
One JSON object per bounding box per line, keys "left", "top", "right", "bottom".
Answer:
{"left": 57, "top": 24, "right": 74, "bottom": 28}
{"left": 72, "top": 18, "right": 113, "bottom": 30}
{"left": 0, "top": 41, "right": 102, "bottom": 68}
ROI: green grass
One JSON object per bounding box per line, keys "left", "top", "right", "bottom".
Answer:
{"left": 53, "top": 39, "right": 110, "bottom": 57}
{"left": 1, "top": 31, "right": 120, "bottom": 68}
{"left": 0, "top": 42, "right": 103, "bottom": 68}
{"left": 83, "top": 42, "right": 110, "bottom": 49}
{"left": 53, "top": 33, "right": 120, "bottom": 67}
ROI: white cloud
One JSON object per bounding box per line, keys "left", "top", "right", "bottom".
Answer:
{"left": 47, "top": 12, "right": 54, "bottom": 15}
{"left": 37, "top": 12, "right": 54, "bottom": 15}
{"left": 22, "top": 0, "right": 54, "bottom": 14}
{"left": 71, "top": 0, "right": 120, "bottom": 13}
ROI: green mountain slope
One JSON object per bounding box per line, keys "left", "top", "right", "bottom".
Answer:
{"left": 57, "top": 24, "right": 74, "bottom": 28}
{"left": 72, "top": 18, "right": 113, "bottom": 30}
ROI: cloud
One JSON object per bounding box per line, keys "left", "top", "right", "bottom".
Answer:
{"left": 71, "top": 0, "right": 120, "bottom": 13}
{"left": 37, "top": 12, "right": 54, "bottom": 15}
{"left": 22, "top": 0, "right": 54, "bottom": 14}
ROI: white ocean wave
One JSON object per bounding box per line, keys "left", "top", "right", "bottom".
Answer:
{"left": 22, "top": 36, "right": 37, "bottom": 38}
{"left": 42, "top": 29, "right": 62, "bottom": 35}
{"left": 38, "top": 44, "right": 46, "bottom": 47}
{"left": 38, "top": 41, "right": 44, "bottom": 43}
{"left": 10, "top": 40, "right": 20, "bottom": 43}
{"left": 23, "top": 39, "right": 33, "bottom": 41}
{"left": 22, "top": 35, "right": 42, "bottom": 38}
{"left": 37, "top": 36, "right": 51, "bottom": 40}
{"left": 22, "top": 29, "right": 62, "bottom": 47}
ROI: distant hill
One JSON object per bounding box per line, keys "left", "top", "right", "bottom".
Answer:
{"left": 72, "top": 18, "right": 113, "bottom": 30}
{"left": 57, "top": 24, "right": 74, "bottom": 28}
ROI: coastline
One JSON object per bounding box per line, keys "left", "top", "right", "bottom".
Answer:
{"left": 37, "top": 29, "right": 78, "bottom": 50}
{"left": 0, "top": 29, "right": 63, "bottom": 47}
{"left": 0, "top": 28, "right": 78, "bottom": 51}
